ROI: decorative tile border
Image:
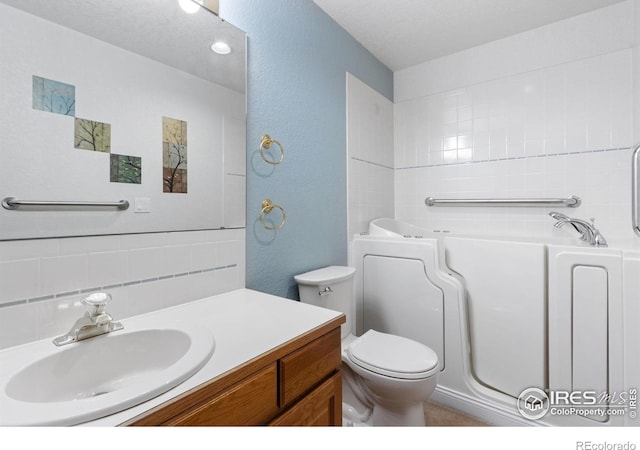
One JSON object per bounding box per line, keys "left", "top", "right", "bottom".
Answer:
{"left": 351, "top": 156, "right": 394, "bottom": 170}
{"left": 0, "top": 264, "right": 237, "bottom": 309}
{"left": 396, "top": 146, "right": 631, "bottom": 170}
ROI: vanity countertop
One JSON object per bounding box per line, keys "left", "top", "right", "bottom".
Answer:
{"left": 1, "top": 288, "right": 343, "bottom": 426}
{"left": 102, "top": 288, "right": 343, "bottom": 426}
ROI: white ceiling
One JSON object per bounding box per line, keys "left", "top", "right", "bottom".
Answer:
{"left": 0, "top": 0, "right": 246, "bottom": 93}
{"left": 313, "top": 0, "right": 626, "bottom": 71}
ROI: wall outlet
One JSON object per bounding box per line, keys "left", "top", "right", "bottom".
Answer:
{"left": 134, "top": 198, "right": 151, "bottom": 213}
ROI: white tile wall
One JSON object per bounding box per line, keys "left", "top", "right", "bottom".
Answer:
{"left": 394, "top": 2, "right": 637, "bottom": 241}
{"left": 223, "top": 115, "right": 247, "bottom": 228}
{"left": 396, "top": 51, "right": 632, "bottom": 170}
{"left": 396, "top": 149, "right": 632, "bottom": 238}
{"left": 0, "top": 229, "right": 245, "bottom": 349}
{"left": 347, "top": 73, "right": 395, "bottom": 240}
{"left": 349, "top": 158, "right": 395, "bottom": 236}
{"left": 394, "top": 1, "right": 634, "bottom": 103}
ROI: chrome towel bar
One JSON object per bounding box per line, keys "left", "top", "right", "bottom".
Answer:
{"left": 2, "top": 197, "right": 129, "bottom": 210}
{"left": 633, "top": 143, "right": 640, "bottom": 237}
{"left": 425, "top": 195, "right": 581, "bottom": 208}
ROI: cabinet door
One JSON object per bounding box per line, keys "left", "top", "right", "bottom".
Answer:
{"left": 279, "top": 327, "right": 341, "bottom": 407}
{"left": 168, "top": 364, "right": 278, "bottom": 426}
{"left": 270, "top": 372, "right": 342, "bottom": 426}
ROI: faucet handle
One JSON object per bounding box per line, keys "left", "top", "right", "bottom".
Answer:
{"left": 82, "top": 292, "right": 112, "bottom": 316}
{"left": 549, "top": 211, "right": 570, "bottom": 221}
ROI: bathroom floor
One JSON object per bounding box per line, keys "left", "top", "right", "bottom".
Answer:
{"left": 423, "top": 401, "right": 488, "bottom": 426}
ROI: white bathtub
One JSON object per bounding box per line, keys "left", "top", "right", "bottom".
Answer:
{"left": 351, "top": 218, "right": 640, "bottom": 427}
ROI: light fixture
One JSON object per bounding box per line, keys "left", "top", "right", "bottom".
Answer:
{"left": 210, "top": 41, "right": 231, "bottom": 55}
{"left": 179, "top": 0, "right": 203, "bottom": 14}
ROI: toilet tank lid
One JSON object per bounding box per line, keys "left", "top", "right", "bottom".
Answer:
{"left": 294, "top": 266, "right": 356, "bottom": 286}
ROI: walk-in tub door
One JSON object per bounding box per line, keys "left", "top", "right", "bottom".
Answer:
{"left": 362, "top": 255, "right": 445, "bottom": 368}
{"left": 444, "top": 237, "right": 547, "bottom": 399}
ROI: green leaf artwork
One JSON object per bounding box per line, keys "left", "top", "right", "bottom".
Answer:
{"left": 110, "top": 154, "right": 142, "bottom": 184}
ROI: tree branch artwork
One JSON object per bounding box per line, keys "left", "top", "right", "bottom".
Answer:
{"left": 74, "top": 118, "right": 111, "bottom": 152}
{"left": 32, "top": 76, "right": 75, "bottom": 116}
{"left": 162, "top": 117, "right": 188, "bottom": 193}
{"left": 110, "top": 154, "right": 142, "bottom": 184}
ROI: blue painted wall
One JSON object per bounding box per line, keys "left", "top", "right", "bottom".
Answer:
{"left": 221, "top": 0, "right": 393, "bottom": 299}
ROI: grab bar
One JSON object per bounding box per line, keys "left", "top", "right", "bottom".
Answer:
{"left": 2, "top": 197, "right": 129, "bottom": 210}
{"left": 425, "top": 195, "right": 581, "bottom": 208}
{"left": 633, "top": 144, "right": 640, "bottom": 237}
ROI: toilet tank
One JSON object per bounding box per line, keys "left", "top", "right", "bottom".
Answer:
{"left": 294, "top": 266, "right": 355, "bottom": 338}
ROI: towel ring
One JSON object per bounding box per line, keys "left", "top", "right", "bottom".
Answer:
{"left": 259, "top": 199, "right": 286, "bottom": 230}
{"left": 259, "top": 134, "right": 284, "bottom": 165}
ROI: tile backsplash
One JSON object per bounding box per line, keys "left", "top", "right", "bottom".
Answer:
{"left": 0, "top": 229, "right": 244, "bottom": 349}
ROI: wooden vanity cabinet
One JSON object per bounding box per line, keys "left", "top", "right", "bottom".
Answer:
{"left": 124, "top": 316, "right": 344, "bottom": 427}
{"left": 270, "top": 372, "right": 341, "bottom": 426}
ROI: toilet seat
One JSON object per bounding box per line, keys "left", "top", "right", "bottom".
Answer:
{"left": 345, "top": 330, "right": 439, "bottom": 380}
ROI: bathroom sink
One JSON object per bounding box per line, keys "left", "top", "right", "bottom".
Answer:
{"left": 0, "top": 323, "right": 215, "bottom": 426}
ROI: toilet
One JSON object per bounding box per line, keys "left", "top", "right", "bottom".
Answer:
{"left": 294, "top": 265, "right": 439, "bottom": 426}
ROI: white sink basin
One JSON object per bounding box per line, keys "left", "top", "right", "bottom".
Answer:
{"left": 0, "top": 322, "right": 215, "bottom": 426}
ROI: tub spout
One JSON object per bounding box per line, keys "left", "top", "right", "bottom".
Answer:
{"left": 549, "top": 212, "right": 607, "bottom": 247}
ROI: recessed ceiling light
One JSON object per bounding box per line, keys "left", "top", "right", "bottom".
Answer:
{"left": 179, "top": 0, "right": 203, "bottom": 14}
{"left": 210, "top": 41, "right": 231, "bottom": 55}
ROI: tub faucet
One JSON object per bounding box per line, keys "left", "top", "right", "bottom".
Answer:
{"left": 548, "top": 212, "right": 608, "bottom": 247}
{"left": 52, "top": 292, "right": 123, "bottom": 346}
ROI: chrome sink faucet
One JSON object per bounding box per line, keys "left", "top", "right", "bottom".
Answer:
{"left": 548, "top": 212, "right": 608, "bottom": 247}
{"left": 52, "top": 292, "right": 123, "bottom": 346}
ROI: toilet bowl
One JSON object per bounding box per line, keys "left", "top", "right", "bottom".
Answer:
{"left": 294, "top": 266, "right": 439, "bottom": 426}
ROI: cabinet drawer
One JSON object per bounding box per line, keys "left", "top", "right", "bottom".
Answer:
{"left": 279, "top": 327, "right": 341, "bottom": 407}
{"left": 168, "top": 364, "right": 278, "bottom": 426}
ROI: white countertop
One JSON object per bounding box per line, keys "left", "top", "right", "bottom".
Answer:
{"left": 0, "top": 289, "right": 342, "bottom": 426}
